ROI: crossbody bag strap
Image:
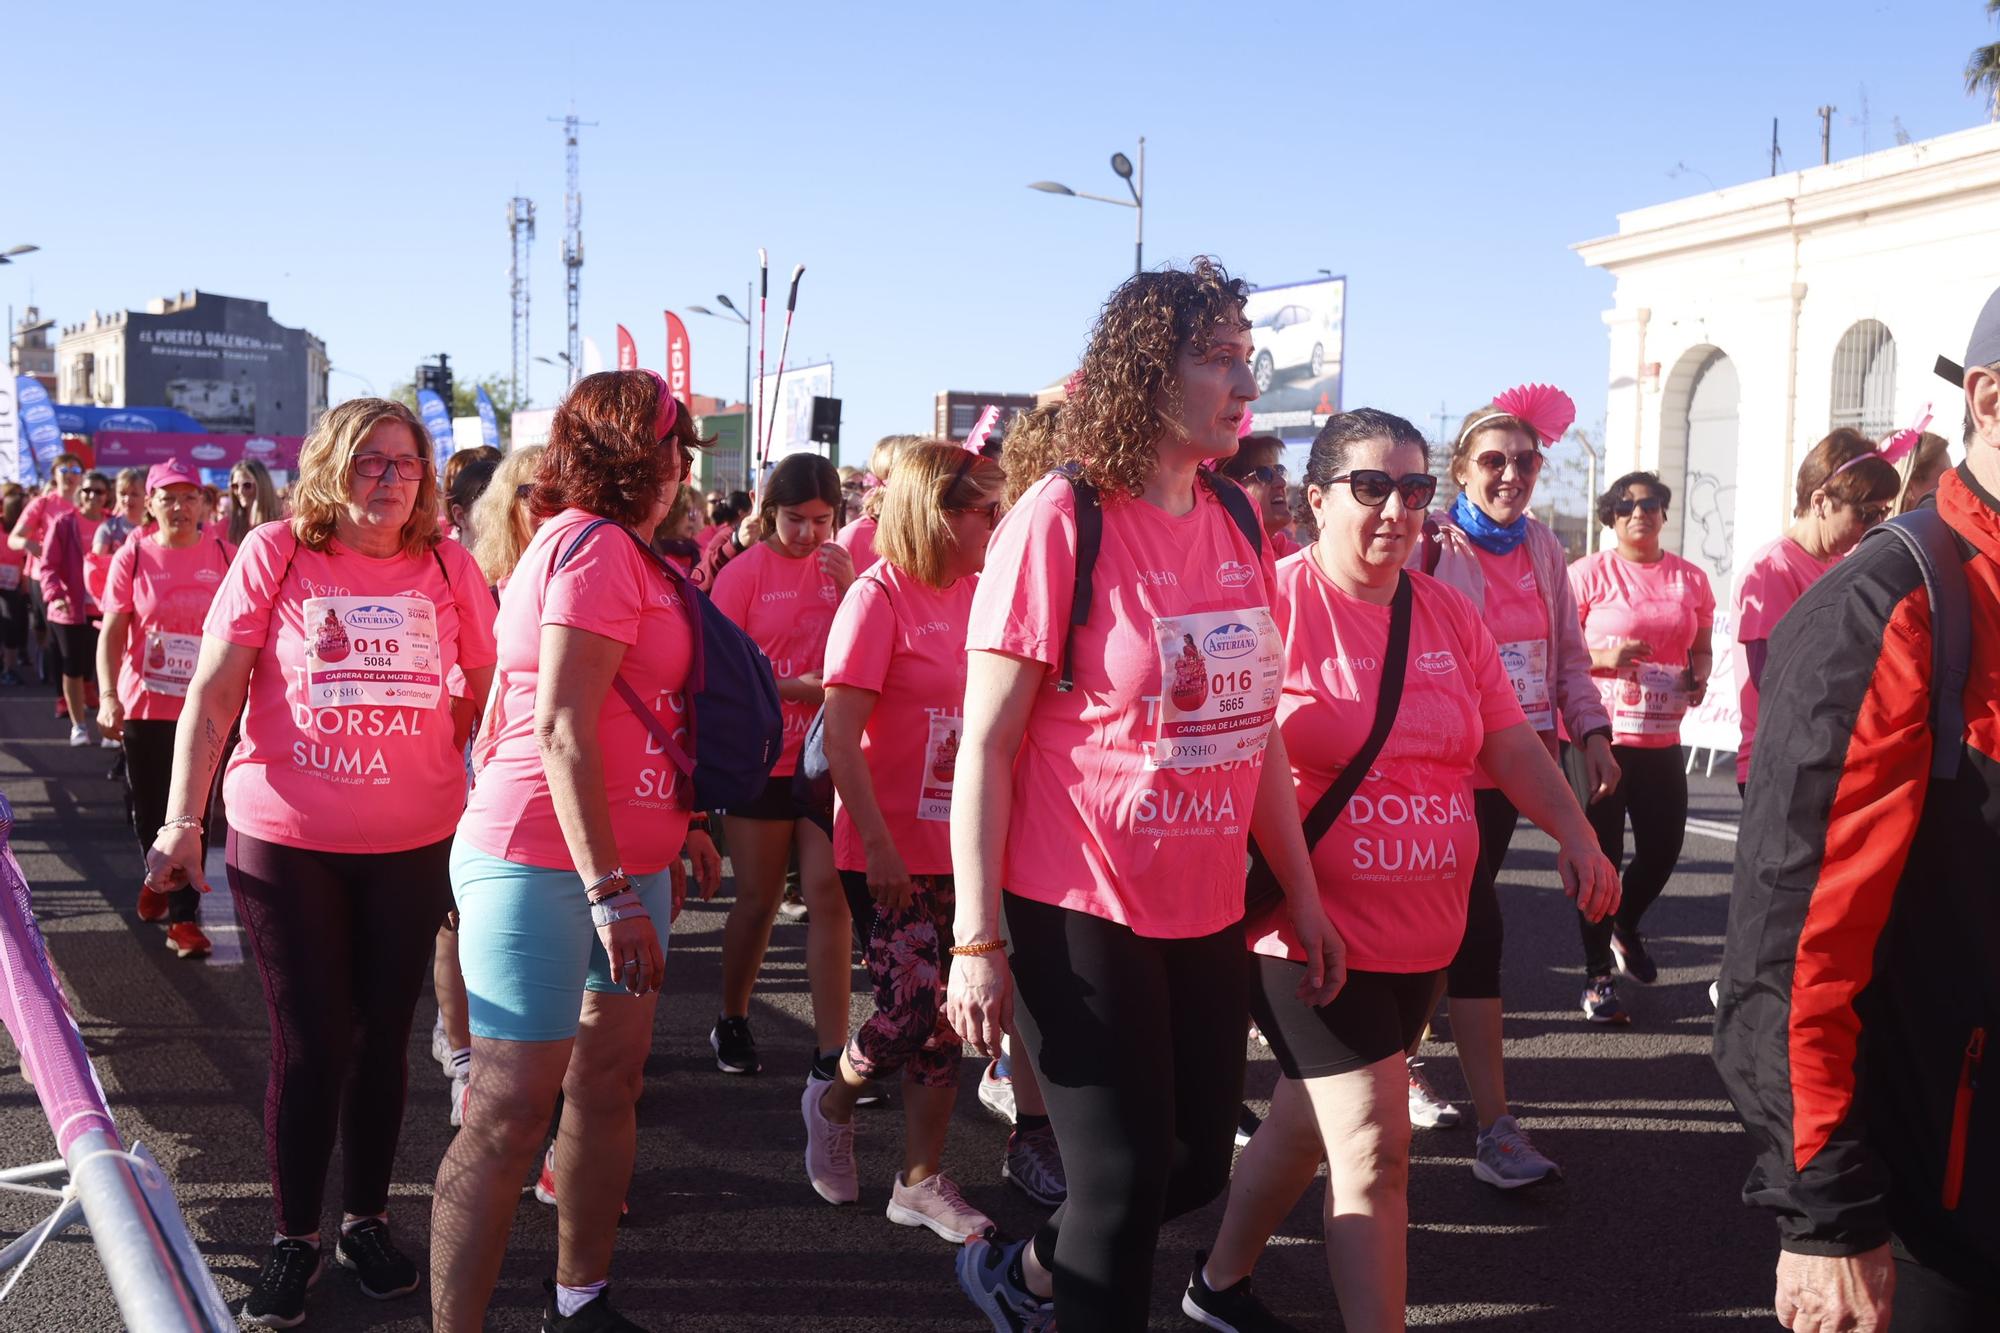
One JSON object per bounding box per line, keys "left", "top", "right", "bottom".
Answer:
{"left": 1057, "top": 466, "right": 1101, "bottom": 694}
{"left": 1299, "top": 571, "right": 1415, "bottom": 848}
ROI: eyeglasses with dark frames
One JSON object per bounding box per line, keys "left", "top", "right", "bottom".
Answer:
{"left": 353, "top": 454, "right": 426, "bottom": 481}
{"left": 1327, "top": 471, "right": 1438, "bottom": 509}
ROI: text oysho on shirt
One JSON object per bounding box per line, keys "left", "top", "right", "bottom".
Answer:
{"left": 823, "top": 561, "right": 976, "bottom": 875}
{"left": 1247, "top": 555, "right": 1525, "bottom": 972}
{"left": 459, "top": 509, "right": 697, "bottom": 874}
{"left": 965, "top": 474, "right": 1280, "bottom": 940}
{"left": 204, "top": 524, "right": 498, "bottom": 855}
{"left": 104, "top": 533, "right": 235, "bottom": 720}
{"left": 1732, "top": 535, "right": 1834, "bottom": 785}
{"left": 1569, "top": 549, "right": 1716, "bottom": 749}
{"left": 708, "top": 539, "right": 842, "bottom": 779}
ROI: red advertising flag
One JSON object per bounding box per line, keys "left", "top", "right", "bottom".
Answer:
{"left": 615, "top": 325, "right": 638, "bottom": 371}
{"left": 664, "top": 312, "right": 692, "bottom": 408}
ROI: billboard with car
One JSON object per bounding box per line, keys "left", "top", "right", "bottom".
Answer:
{"left": 1242, "top": 276, "right": 1345, "bottom": 442}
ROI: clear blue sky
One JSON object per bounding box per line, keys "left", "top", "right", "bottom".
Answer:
{"left": 6, "top": 1, "right": 1995, "bottom": 458}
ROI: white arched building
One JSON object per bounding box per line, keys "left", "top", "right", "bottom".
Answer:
{"left": 1573, "top": 121, "right": 2000, "bottom": 754}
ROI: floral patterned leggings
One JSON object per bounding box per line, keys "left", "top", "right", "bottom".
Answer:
{"left": 837, "top": 870, "right": 961, "bottom": 1088}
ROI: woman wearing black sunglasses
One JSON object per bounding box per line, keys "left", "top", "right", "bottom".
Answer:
{"left": 1414, "top": 388, "right": 1618, "bottom": 1191}
{"left": 1564, "top": 473, "right": 1714, "bottom": 1026}
{"left": 1192, "top": 409, "right": 1616, "bottom": 1332}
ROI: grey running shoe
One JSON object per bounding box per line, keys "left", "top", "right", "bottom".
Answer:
{"left": 956, "top": 1236, "right": 1056, "bottom": 1332}
{"left": 1003, "top": 1121, "right": 1066, "bottom": 1207}
{"left": 1406, "top": 1057, "right": 1462, "bottom": 1129}
{"left": 1472, "top": 1113, "right": 1561, "bottom": 1190}
{"left": 801, "top": 1079, "right": 859, "bottom": 1204}
{"left": 1581, "top": 974, "right": 1631, "bottom": 1025}
{"left": 978, "top": 1059, "right": 1017, "bottom": 1123}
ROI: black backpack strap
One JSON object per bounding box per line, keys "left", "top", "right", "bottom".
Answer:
{"left": 1201, "top": 470, "right": 1265, "bottom": 560}
{"left": 1300, "top": 572, "right": 1414, "bottom": 847}
{"left": 1861, "top": 509, "right": 1971, "bottom": 781}
{"left": 1055, "top": 464, "right": 1101, "bottom": 694}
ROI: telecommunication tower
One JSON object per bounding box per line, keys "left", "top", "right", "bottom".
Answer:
{"left": 506, "top": 196, "right": 535, "bottom": 404}
{"left": 550, "top": 108, "right": 596, "bottom": 386}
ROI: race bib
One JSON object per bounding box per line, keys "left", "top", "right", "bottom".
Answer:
{"left": 1150, "top": 607, "right": 1283, "bottom": 770}
{"left": 0, "top": 564, "right": 19, "bottom": 592}
{"left": 1613, "top": 662, "right": 1688, "bottom": 737}
{"left": 1498, "top": 638, "right": 1553, "bottom": 731}
{"left": 918, "top": 714, "right": 961, "bottom": 822}
{"left": 302, "top": 594, "right": 443, "bottom": 711}
{"left": 141, "top": 628, "right": 201, "bottom": 697}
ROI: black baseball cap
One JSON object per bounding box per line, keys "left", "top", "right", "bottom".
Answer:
{"left": 1935, "top": 283, "right": 2000, "bottom": 386}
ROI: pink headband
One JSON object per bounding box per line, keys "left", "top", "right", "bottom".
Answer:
{"left": 642, "top": 369, "right": 679, "bottom": 439}
{"left": 1461, "top": 382, "right": 1576, "bottom": 447}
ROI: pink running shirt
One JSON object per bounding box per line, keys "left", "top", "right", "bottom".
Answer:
{"left": 708, "top": 539, "right": 841, "bottom": 779}
{"left": 1569, "top": 549, "right": 1715, "bottom": 750}
{"left": 460, "top": 509, "right": 695, "bottom": 874}
{"left": 11, "top": 491, "right": 74, "bottom": 580}
{"left": 835, "top": 515, "right": 881, "bottom": 575}
{"left": 103, "top": 532, "right": 236, "bottom": 720}
{"left": 1248, "top": 555, "right": 1524, "bottom": 971}
{"left": 204, "top": 524, "right": 498, "bottom": 854}
{"left": 965, "top": 474, "right": 1279, "bottom": 939}
{"left": 1732, "top": 536, "right": 1834, "bottom": 785}
{"left": 824, "top": 561, "right": 975, "bottom": 875}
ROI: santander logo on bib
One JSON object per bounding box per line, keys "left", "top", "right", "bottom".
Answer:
{"left": 1416, "top": 650, "right": 1458, "bottom": 676}
{"left": 1216, "top": 561, "right": 1254, "bottom": 590}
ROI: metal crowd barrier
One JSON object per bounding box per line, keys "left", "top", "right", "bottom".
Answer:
{"left": 0, "top": 792, "right": 232, "bottom": 1329}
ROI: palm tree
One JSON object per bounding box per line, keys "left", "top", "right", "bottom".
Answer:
{"left": 1968, "top": 0, "right": 2000, "bottom": 121}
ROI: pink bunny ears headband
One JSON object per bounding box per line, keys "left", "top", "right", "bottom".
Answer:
{"left": 1460, "top": 383, "right": 1576, "bottom": 448}
{"left": 1831, "top": 407, "right": 1933, "bottom": 477}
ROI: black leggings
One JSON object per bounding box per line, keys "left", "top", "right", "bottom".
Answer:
{"left": 0, "top": 588, "right": 27, "bottom": 653}
{"left": 228, "top": 829, "right": 452, "bottom": 1236}
{"left": 1004, "top": 893, "right": 1247, "bottom": 1332}
{"left": 1563, "top": 742, "right": 1688, "bottom": 976}
{"left": 122, "top": 718, "right": 208, "bottom": 924}
{"left": 1445, "top": 789, "right": 1521, "bottom": 1000}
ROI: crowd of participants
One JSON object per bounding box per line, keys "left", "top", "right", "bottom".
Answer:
{"left": 4, "top": 259, "right": 1992, "bottom": 1333}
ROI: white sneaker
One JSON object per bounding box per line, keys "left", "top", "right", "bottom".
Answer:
{"left": 99, "top": 733, "right": 121, "bottom": 749}
{"left": 1407, "top": 1057, "right": 1462, "bottom": 1129}
{"left": 801, "top": 1079, "right": 858, "bottom": 1204}
{"left": 68, "top": 723, "right": 90, "bottom": 747}
{"left": 430, "top": 1014, "right": 451, "bottom": 1074}
{"left": 886, "top": 1171, "right": 994, "bottom": 1244}
{"left": 977, "top": 1060, "right": 1016, "bottom": 1124}
{"left": 448, "top": 1075, "right": 469, "bottom": 1127}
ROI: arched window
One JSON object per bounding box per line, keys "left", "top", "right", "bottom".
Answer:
{"left": 1830, "top": 320, "right": 1896, "bottom": 438}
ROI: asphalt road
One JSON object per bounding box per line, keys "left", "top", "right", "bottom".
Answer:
{"left": 0, "top": 687, "right": 1777, "bottom": 1331}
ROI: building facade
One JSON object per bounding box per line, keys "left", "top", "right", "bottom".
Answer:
{"left": 57, "top": 290, "right": 328, "bottom": 436}
{"left": 1574, "top": 120, "right": 2000, "bottom": 750}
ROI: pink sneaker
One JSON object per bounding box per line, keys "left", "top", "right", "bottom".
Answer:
{"left": 887, "top": 1171, "right": 994, "bottom": 1244}
{"left": 801, "top": 1080, "right": 858, "bottom": 1204}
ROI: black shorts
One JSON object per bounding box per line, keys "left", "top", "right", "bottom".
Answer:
{"left": 725, "top": 776, "right": 831, "bottom": 828}
{"left": 49, "top": 620, "right": 97, "bottom": 679}
{"left": 1250, "top": 960, "right": 1440, "bottom": 1080}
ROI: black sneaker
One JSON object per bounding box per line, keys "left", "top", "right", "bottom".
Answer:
{"left": 1581, "top": 974, "right": 1631, "bottom": 1025}
{"left": 542, "top": 1278, "right": 650, "bottom": 1332}
{"left": 242, "top": 1237, "right": 321, "bottom": 1328}
{"left": 335, "top": 1218, "right": 419, "bottom": 1299}
{"left": 1182, "top": 1249, "right": 1301, "bottom": 1332}
{"left": 1234, "top": 1104, "right": 1262, "bottom": 1147}
{"left": 1610, "top": 928, "right": 1658, "bottom": 985}
{"left": 808, "top": 1048, "right": 885, "bottom": 1107}
{"left": 711, "top": 1015, "right": 761, "bottom": 1074}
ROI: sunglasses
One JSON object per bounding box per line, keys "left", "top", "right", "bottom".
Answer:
{"left": 948, "top": 501, "right": 1002, "bottom": 527}
{"left": 1473, "top": 450, "right": 1545, "bottom": 479}
{"left": 1856, "top": 502, "right": 1893, "bottom": 527}
{"left": 1328, "top": 471, "right": 1438, "bottom": 509}
{"left": 79, "top": 487, "right": 109, "bottom": 497}
{"left": 1245, "top": 465, "right": 1288, "bottom": 486}
{"left": 353, "top": 454, "right": 426, "bottom": 481}
{"left": 1612, "top": 497, "right": 1666, "bottom": 517}
{"left": 58, "top": 466, "right": 84, "bottom": 476}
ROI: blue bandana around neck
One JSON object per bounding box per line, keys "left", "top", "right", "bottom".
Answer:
{"left": 1451, "top": 492, "right": 1529, "bottom": 557}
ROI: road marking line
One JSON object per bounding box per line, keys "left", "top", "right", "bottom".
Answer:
{"left": 1686, "top": 817, "right": 1739, "bottom": 844}
{"left": 199, "top": 845, "right": 244, "bottom": 967}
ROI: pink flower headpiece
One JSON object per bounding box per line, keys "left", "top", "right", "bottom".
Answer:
{"left": 1461, "top": 383, "right": 1576, "bottom": 447}
{"left": 1833, "top": 406, "right": 1934, "bottom": 478}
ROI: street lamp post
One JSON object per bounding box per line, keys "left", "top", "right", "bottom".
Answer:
{"left": 689, "top": 285, "right": 755, "bottom": 492}
{"left": 1028, "top": 137, "right": 1145, "bottom": 276}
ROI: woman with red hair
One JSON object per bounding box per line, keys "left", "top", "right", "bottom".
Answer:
{"left": 431, "top": 371, "right": 717, "bottom": 1332}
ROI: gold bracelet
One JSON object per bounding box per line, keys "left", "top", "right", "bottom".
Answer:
{"left": 948, "top": 939, "right": 1006, "bottom": 957}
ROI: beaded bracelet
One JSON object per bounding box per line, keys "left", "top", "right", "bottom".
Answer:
{"left": 947, "top": 939, "right": 1006, "bottom": 957}
{"left": 160, "top": 815, "right": 203, "bottom": 836}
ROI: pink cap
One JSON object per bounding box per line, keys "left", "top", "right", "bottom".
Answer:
{"left": 146, "top": 458, "right": 201, "bottom": 492}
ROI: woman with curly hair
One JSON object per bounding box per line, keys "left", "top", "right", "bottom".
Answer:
{"left": 944, "top": 258, "right": 1344, "bottom": 1330}
{"left": 433, "top": 371, "right": 716, "bottom": 1331}
{"left": 143, "top": 398, "right": 498, "bottom": 1325}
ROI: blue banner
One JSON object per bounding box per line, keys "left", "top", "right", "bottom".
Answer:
{"left": 17, "top": 378, "right": 63, "bottom": 479}
{"left": 53, "top": 404, "right": 206, "bottom": 435}
{"left": 416, "top": 389, "right": 455, "bottom": 466}
{"left": 474, "top": 386, "right": 501, "bottom": 450}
